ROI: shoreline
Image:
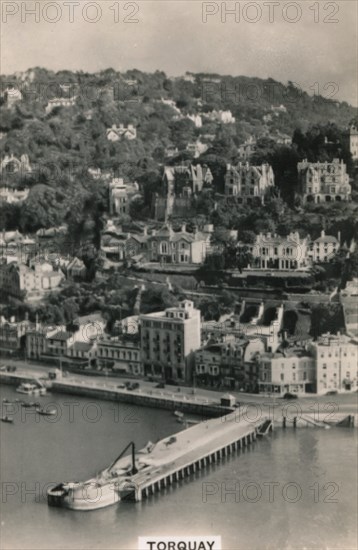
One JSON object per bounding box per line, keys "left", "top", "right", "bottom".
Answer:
{"left": 1, "top": 369, "right": 357, "bottom": 428}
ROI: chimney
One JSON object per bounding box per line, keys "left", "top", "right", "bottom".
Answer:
{"left": 321, "top": 230, "right": 325, "bottom": 238}
{"left": 181, "top": 223, "right": 186, "bottom": 233}
{"left": 143, "top": 226, "right": 148, "bottom": 236}
{"left": 337, "top": 231, "right": 341, "bottom": 244}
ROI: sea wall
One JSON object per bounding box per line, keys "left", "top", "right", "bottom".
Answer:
{"left": 51, "top": 382, "right": 233, "bottom": 418}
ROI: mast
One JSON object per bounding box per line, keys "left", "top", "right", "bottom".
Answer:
{"left": 131, "top": 443, "right": 138, "bottom": 475}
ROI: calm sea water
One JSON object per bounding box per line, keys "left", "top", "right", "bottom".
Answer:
{"left": 1, "top": 385, "right": 357, "bottom": 550}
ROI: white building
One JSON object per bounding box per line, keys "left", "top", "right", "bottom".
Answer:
{"left": 109, "top": 178, "right": 140, "bottom": 215}
{"left": 344, "top": 125, "right": 358, "bottom": 161}
{"left": 258, "top": 347, "right": 316, "bottom": 395}
{"left": 203, "top": 110, "right": 235, "bottom": 124}
{"left": 3, "top": 87, "right": 23, "bottom": 107}
{"left": 97, "top": 336, "right": 142, "bottom": 375}
{"left": 0, "top": 154, "right": 32, "bottom": 175}
{"left": 271, "top": 104, "right": 287, "bottom": 114}
{"left": 140, "top": 300, "right": 201, "bottom": 381}
{"left": 186, "top": 114, "right": 202, "bottom": 128}
{"left": 186, "top": 140, "right": 209, "bottom": 158}
{"left": 241, "top": 232, "right": 311, "bottom": 270}
{"left": 297, "top": 158, "right": 351, "bottom": 203}
{"left": 309, "top": 333, "right": 358, "bottom": 394}
{"left": 147, "top": 223, "right": 212, "bottom": 265}
{"left": 0, "top": 187, "right": 29, "bottom": 204}
{"left": 106, "top": 124, "right": 137, "bottom": 141}
{"left": 19, "top": 262, "right": 64, "bottom": 295}
{"left": 45, "top": 97, "right": 77, "bottom": 113}
{"left": 308, "top": 231, "right": 340, "bottom": 263}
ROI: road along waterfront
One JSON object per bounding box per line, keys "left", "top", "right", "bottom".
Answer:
{"left": 1, "top": 364, "right": 357, "bottom": 426}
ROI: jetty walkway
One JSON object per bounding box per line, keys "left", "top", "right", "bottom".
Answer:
{"left": 122, "top": 413, "right": 269, "bottom": 501}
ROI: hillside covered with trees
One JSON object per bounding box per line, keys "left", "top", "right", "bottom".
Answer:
{"left": 1, "top": 68, "right": 357, "bottom": 239}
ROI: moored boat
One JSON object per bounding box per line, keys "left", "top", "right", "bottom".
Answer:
{"left": 47, "top": 442, "right": 142, "bottom": 510}
{"left": 1, "top": 416, "right": 14, "bottom": 423}
{"left": 16, "top": 383, "right": 46, "bottom": 396}
{"left": 36, "top": 407, "right": 57, "bottom": 416}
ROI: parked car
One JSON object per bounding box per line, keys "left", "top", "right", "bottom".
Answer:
{"left": 165, "top": 379, "right": 176, "bottom": 386}
{"left": 6, "top": 366, "right": 16, "bottom": 373}
{"left": 117, "top": 383, "right": 126, "bottom": 389}
{"left": 127, "top": 382, "right": 140, "bottom": 391}
{"left": 326, "top": 390, "right": 338, "bottom": 395}
{"left": 155, "top": 382, "right": 165, "bottom": 389}
{"left": 283, "top": 392, "right": 298, "bottom": 399}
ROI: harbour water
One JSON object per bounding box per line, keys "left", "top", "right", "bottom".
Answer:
{"left": 1, "top": 385, "right": 357, "bottom": 550}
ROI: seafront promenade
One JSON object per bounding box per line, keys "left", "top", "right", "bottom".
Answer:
{"left": 0, "top": 365, "right": 233, "bottom": 417}
{"left": 1, "top": 361, "right": 357, "bottom": 426}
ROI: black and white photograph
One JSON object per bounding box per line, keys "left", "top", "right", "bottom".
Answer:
{"left": 0, "top": 1, "right": 357, "bottom": 549}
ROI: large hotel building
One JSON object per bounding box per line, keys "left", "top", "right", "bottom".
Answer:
{"left": 140, "top": 300, "right": 201, "bottom": 382}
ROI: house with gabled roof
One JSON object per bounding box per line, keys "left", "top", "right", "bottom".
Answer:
{"left": 240, "top": 231, "right": 311, "bottom": 270}
{"left": 297, "top": 158, "right": 351, "bottom": 203}
{"left": 163, "top": 163, "right": 213, "bottom": 196}
{"left": 3, "top": 87, "right": 22, "bottom": 107}
{"left": 225, "top": 162, "right": 274, "bottom": 204}
{"left": 147, "top": 223, "right": 211, "bottom": 264}
{"left": 67, "top": 257, "right": 87, "bottom": 280}
{"left": 109, "top": 178, "right": 140, "bottom": 215}
{"left": 106, "top": 124, "right": 137, "bottom": 141}
{"left": 308, "top": 230, "right": 340, "bottom": 263}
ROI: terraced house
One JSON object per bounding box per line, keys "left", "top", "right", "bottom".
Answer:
{"left": 194, "top": 337, "right": 264, "bottom": 391}
{"left": 96, "top": 336, "right": 141, "bottom": 375}
{"left": 258, "top": 346, "right": 316, "bottom": 395}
